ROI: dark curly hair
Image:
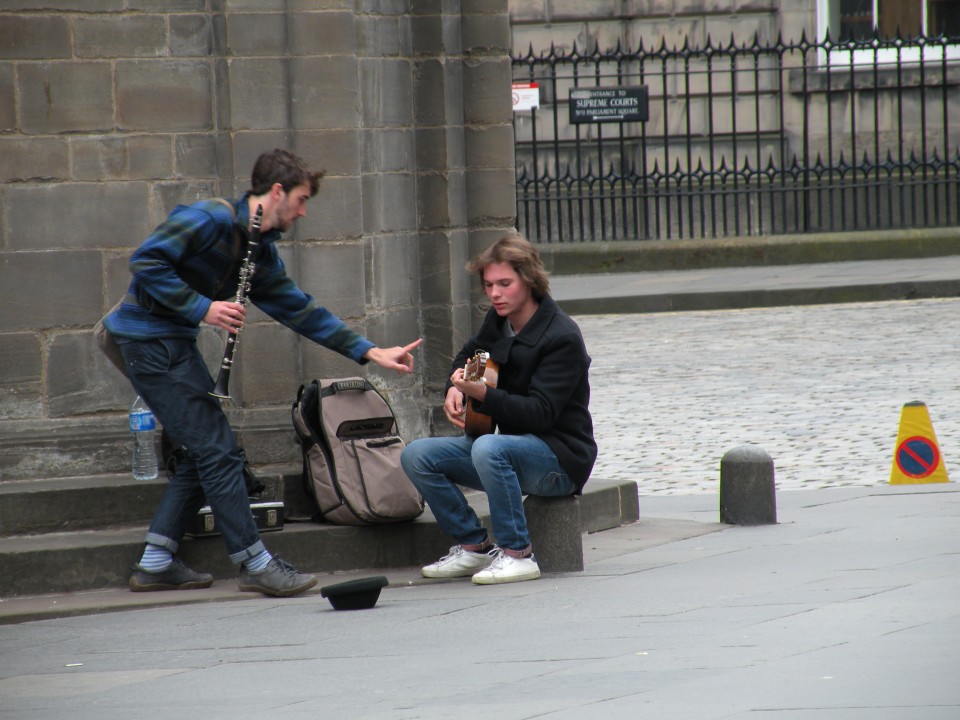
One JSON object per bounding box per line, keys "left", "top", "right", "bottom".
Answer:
{"left": 250, "top": 149, "right": 324, "bottom": 197}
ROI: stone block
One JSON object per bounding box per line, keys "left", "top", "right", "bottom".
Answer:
{"left": 296, "top": 175, "right": 363, "bottom": 240}
{"left": 364, "top": 232, "right": 420, "bottom": 308}
{"left": 295, "top": 241, "right": 366, "bottom": 318}
{"left": 361, "top": 128, "right": 413, "bottom": 173}
{"left": 71, "top": 135, "right": 173, "bottom": 181}
{"left": 3, "top": 0, "right": 125, "bottom": 8}
{"left": 411, "top": 15, "right": 445, "bottom": 56}
{"left": 0, "top": 414, "right": 132, "bottom": 482}
{"left": 291, "top": 56, "right": 360, "bottom": 130}
{"left": 298, "top": 130, "right": 362, "bottom": 176}
{"left": 461, "top": 13, "right": 510, "bottom": 55}
{"left": 720, "top": 444, "right": 777, "bottom": 525}
{"left": 301, "top": 336, "right": 366, "bottom": 383}
{"left": 442, "top": 59, "right": 465, "bottom": 123}
{"left": 362, "top": 305, "right": 422, "bottom": 364}
{"left": 151, "top": 181, "right": 219, "bottom": 219}
{"left": 47, "top": 331, "right": 131, "bottom": 418}
{"left": 74, "top": 15, "right": 168, "bottom": 58}
{"left": 225, "top": 58, "right": 289, "bottom": 130}
{"left": 581, "top": 478, "right": 634, "bottom": 532}
{"left": 508, "top": 0, "right": 548, "bottom": 23}
{"left": 7, "top": 183, "right": 152, "bottom": 251}
{"left": 0, "top": 138, "right": 69, "bottom": 183}
{"left": 464, "top": 124, "right": 515, "bottom": 169}
{"left": 232, "top": 131, "right": 289, "bottom": 180}
{"left": 0, "top": 64, "right": 15, "bottom": 131}
{"left": 0, "top": 251, "right": 102, "bottom": 332}
{"left": 523, "top": 495, "right": 584, "bottom": 572}
{"left": 413, "top": 59, "right": 447, "bottom": 127}
{"left": 417, "top": 170, "right": 467, "bottom": 230}
{"left": 290, "top": 10, "right": 356, "bottom": 56}
{"left": 18, "top": 62, "right": 114, "bottom": 134}
{"left": 355, "top": 14, "right": 405, "bottom": 58}
{"left": 462, "top": 57, "right": 512, "bottom": 125}
{"left": 131, "top": 0, "right": 206, "bottom": 9}
{"left": 420, "top": 303, "right": 472, "bottom": 381}
{"left": 361, "top": 172, "right": 417, "bottom": 234}
{"left": 463, "top": 0, "right": 509, "bottom": 13}
{"left": 225, "top": 13, "right": 288, "bottom": 57}
{"left": 465, "top": 167, "right": 517, "bottom": 223}
{"left": 415, "top": 126, "right": 465, "bottom": 171}
{"left": 105, "top": 250, "right": 135, "bottom": 305}
{"left": 116, "top": 60, "right": 213, "bottom": 132}
{"left": 0, "top": 333, "right": 42, "bottom": 420}
{"left": 222, "top": 0, "right": 287, "bottom": 12}
{"left": 538, "top": 0, "right": 624, "bottom": 21}
{"left": 175, "top": 134, "right": 220, "bottom": 178}
{"left": 417, "top": 228, "right": 470, "bottom": 305}
{"left": 170, "top": 14, "right": 213, "bottom": 57}
{"left": 360, "top": 58, "right": 414, "bottom": 128}
{"left": 0, "top": 16, "right": 71, "bottom": 60}
{"left": 409, "top": 0, "right": 444, "bottom": 15}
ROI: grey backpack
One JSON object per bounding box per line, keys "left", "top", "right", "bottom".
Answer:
{"left": 291, "top": 378, "right": 423, "bottom": 525}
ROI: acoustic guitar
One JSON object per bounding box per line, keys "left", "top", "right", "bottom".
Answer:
{"left": 462, "top": 350, "right": 499, "bottom": 437}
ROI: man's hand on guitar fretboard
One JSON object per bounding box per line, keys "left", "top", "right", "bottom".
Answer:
{"left": 458, "top": 351, "right": 499, "bottom": 437}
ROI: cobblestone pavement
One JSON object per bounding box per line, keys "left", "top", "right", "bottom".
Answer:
{"left": 575, "top": 297, "right": 960, "bottom": 495}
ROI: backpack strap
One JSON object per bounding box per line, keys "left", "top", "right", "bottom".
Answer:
{"left": 206, "top": 198, "right": 244, "bottom": 299}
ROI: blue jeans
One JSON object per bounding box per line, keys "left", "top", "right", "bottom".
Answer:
{"left": 400, "top": 434, "right": 576, "bottom": 552}
{"left": 118, "top": 337, "right": 265, "bottom": 564}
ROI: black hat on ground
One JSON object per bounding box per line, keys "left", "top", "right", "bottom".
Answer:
{"left": 320, "top": 576, "right": 389, "bottom": 610}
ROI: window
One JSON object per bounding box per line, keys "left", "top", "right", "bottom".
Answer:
{"left": 826, "top": 0, "right": 960, "bottom": 41}
{"left": 818, "top": 0, "right": 960, "bottom": 64}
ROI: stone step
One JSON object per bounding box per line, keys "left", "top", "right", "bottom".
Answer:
{"left": 0, "top": 477, "right": 639, "bottom": 598}
{"left": 0, "top": 467, "right": 296, "bottom": 537}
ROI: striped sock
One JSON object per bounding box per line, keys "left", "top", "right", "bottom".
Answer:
{"left": 139, "top": 544, "right": 173, "bottom": 572}
{"left": 245, "top": 550, "right": 272, "bottom": 573}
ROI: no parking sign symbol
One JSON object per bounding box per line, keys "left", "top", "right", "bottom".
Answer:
{"left": 895, "top": 436, "right": 940, "bottom": 479}
{"left": 889, "top": 401, "right": 949, "bottom": 485}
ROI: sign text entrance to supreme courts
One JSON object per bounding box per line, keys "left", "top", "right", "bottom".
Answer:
{"left": 568, "top": 86, "right": 649, "bottom": 124}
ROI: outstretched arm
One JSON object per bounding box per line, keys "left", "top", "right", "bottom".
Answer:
{"left": 363, "top": 338, "right": 423, "bottom": 374}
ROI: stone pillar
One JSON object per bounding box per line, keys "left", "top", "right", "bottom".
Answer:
{"left": 720, "top": 445, "right": 777, "bottom": 525}
{"left": 0, "top": 2, "right": 516, "bottom": 480}
{"left": 523, "top": 495, "right": 584, "bottom": 572}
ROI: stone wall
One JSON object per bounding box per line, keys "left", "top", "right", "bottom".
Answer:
{"left": 0, "top": 1, "right": 516, "bottom": 481}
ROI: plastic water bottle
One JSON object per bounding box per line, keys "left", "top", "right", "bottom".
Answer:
{"left": 129, "top": 396, "right": 159, "bottom": 481}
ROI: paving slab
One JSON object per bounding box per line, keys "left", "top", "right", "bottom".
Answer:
{"left": 0, "top": 485, "right": 956, "bottom": 719}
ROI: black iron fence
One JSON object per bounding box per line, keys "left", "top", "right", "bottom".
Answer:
{"left": 512, "top": 33, "right": 960, "bottom": 243}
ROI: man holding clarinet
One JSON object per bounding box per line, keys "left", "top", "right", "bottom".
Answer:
{"left": 103, "top": 149, "right": 422, "bottom": 597}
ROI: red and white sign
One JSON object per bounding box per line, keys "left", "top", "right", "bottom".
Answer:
{"left": 512, "top": 82, "right": 540, "bottom": 112}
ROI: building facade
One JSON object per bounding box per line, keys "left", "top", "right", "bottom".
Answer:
{"left": 0, "top": 1, "right": 515, "bottom": 480}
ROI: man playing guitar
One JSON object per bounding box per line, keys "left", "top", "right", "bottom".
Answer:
{"left": 401, "top": 233, "right": 597, "bottom": 584}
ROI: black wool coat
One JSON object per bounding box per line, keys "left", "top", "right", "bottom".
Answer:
{"left": 450, "top": 295, "right": 598, "bottom": 492}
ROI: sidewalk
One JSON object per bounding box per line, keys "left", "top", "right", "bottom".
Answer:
{"left": 551, "top": 254, "right": 960, "bottom": 314}
{"left": 1, "top": 485, "right": 957, "bottom": 719}
{"left": 2, "top": 256, "right": 959, "bottom": 718}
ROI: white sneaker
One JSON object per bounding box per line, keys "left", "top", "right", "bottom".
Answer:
{"left": 422, "top": 545, "right": 499, "bottom": 579}
{"left": 471, "top": 550, "right": 541, "bottom": 585}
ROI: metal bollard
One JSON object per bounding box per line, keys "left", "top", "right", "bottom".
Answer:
{"left": 720, "top": 444, "right": 777, "bottom": 525}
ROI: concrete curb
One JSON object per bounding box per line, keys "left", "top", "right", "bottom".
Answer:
{"left": 555, "top": 278, "right": 960, "bottom": 315}
{"left": 538, "top": 227, "right": 960, "bottom": 275}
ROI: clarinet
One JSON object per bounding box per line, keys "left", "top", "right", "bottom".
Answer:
{"left": 210, "top": 204, "right": 263, "bottom": 400}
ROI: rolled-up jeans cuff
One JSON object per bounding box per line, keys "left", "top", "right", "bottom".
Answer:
{"left": 229, "top": 539, "right": 267, "bottom": 566}
{"left": 145, "top": 532, "right": 179, "bottom": 555}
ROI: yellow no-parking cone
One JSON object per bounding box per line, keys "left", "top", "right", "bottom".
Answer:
{"left": 890, "top": 401, "right": 950, "bottom": 485}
